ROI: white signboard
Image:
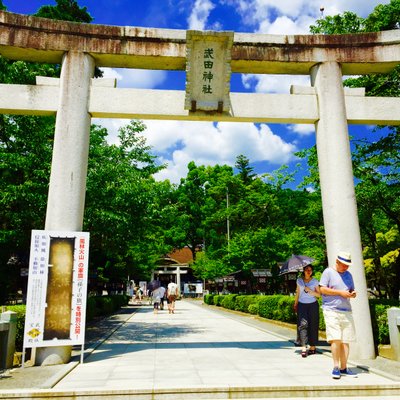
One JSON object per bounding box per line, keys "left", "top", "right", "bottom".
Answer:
{"left": 23, "top": 230, "right": 90, "bottom": 348}
{"left": 184, "top": 283, "right": 203, "bottom": 294}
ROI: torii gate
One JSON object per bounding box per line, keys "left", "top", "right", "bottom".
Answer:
{"left": 1, "top": 11, "right": 400, "bottom": 365}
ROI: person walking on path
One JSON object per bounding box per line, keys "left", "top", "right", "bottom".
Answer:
{"left": 135, "top": 286, "right": 143, "bottom": 303}
{"left": 294, "top": 264, "right": 320, "bottom": 357}
{"left": 152, "top": 286, "right": 164, "bottom": 314}
{"left": 159, "top": 285, "right": 166, "bottom": 310}
{"left": 167, "top": 280, "right": 179, "bottom": 314}
{"left": 319, "top": 251, "right": 358, "bottom": 380}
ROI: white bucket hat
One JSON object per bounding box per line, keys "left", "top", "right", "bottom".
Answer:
{"left": 337, "top": 251, "right": 352, "bottom": 266}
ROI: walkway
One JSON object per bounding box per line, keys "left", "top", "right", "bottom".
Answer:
{"left": 1, "top": 299, "right": 400, "bottom": 399}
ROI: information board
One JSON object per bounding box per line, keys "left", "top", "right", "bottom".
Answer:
{"left": 23, "top": 230, "right": 89, "bottom": 348}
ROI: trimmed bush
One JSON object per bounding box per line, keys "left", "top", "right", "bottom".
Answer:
{"left": 318, "top": 301, "right": 326, "bottom": 331}
{"left": 203, "top": 294, "right": 214, "bottom": 305}
{"left": 5, "top": 305, "right": 26, "bottom": 352}
{"left": 2, "top": 295, "right": 130, "bottom": 353}
{"left": 109, "top": 294, "right": 129, "bottom": 309}
{"left": 86, "top": 296, "right": 101, "bottom": 321}
{"left": 258, "top": 295, "right": 284, "bottom": 320}
{"left": 369, "top": 299, "right": 400, "bottom": 345}
{"left": 213, "top": 295, "right": 224, "bottom": 306}
{"left": 221, "top": 294, "right": 238, "bottom": 310}
{"left": 89, "top": 294, "right": 129, "bottom": 317}
{"left": 203, "top": 294, "right": 398, "bottom": 348}
{"left": 248, "top": 303, "right": 259, "bottom": 315}
{"left": 235, "top": 295, "right": 261, "bottom": 313}
{"left": 277, "top": 296, "right": 297, "bottom": 323}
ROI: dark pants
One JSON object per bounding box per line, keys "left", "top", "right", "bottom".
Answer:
{"left": 297, "top": 301, "right": 319, "bottom": 347}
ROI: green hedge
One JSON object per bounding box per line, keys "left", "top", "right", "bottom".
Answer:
{"left": 258, "top": 295, "right": 286, "bottom": 320}
{"left": 204, "top": 294, "right": 399, "bottom": 347}
{"left": 203, "top": 294, "right": 214, "bottom": 305}
{"left": 369, "top": 299, "right": 400, "bottom": 345}
{"left": 86, "top": 294, "right": 129, "bottom": 321}
{"left": 213, "top": 294, "right": 225, "bottom": 306}
{"left": 4, "top": 305, "right": 26, "bottom": 351}
{"left": 235, "top": 295, "right": 262, "bottom": 313}
{"left": 221, "top": 294, "right": 238, "bottom": 310}
{"left": 3, "top": 294, "right": 130, "bottom": 353}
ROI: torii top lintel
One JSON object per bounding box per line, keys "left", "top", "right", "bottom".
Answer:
{"left": 1, "top": 11, "right": 399, "bottom": 75}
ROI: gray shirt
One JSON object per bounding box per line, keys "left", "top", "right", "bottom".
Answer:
{"left": 297, "top": 277, "right": 319, "bottom": 304}
{"left": 319, "top": 267, "right": 355, "bottom": 312}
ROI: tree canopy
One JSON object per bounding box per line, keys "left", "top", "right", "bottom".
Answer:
{"left": 1, "top": 0, "right": 399, "bottom": 301}
{"left": 306, "top": 0, "right": 400, "bottom": 298}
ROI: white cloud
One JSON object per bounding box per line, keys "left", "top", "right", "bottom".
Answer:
{"left": 91, "top": 118, "right": 125, "bottom": 145}
{"left": 317, "top": 0, "right": 389, "bottom": 18}
{"left": 95, "top": 0, "right": 388, "bottom": 184}
{"left": 258, "top": 14, "right": 316, "bottom": 34}
{"left": 231, "top": 0, "right": 389, "bottom": 28}
{"left": 154, "top": 151, "right": 192, "bottom": 183}
{"left": 100, "top": 68, "right": 167, "bottom": 89}
{"left": 95, "top": 118, "right": 298, "bottom": 184}
{"left": 242, "top": 74, "right": 310, "bottom": 94}
{"left": 146, "top": 120, "right": 297, "bottom": 183}
{"left": 188, "top": 0, "right": 215, "bottom": 30}
{"left": 288, "top": 124, "right": 315, "bottom": 136}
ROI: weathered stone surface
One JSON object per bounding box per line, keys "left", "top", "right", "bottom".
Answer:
{"left": 0, "top": 11, "right": 399, "bottom": 74}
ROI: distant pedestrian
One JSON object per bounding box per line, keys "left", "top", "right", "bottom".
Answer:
{"left": 128, "top": 280, "right": 135, "bottom": 304}
{"left": 152, "top": 286, "right": 164, "bottom": 314}
{"left": 319, "top": 251, "right": 358, "bottom": 379}
{"left": 159, "top": 285, "right": 166, "bottom": 310}
{"left": 167, "top": 280, "right": 179, "bottom": 314}
{"left": 293, "top": 265, "right": 320, "bottom": 357}
{"left": 135, "top": 286, "right": 143, "bottom": 303}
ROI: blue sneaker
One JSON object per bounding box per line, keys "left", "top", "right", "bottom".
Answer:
{"left": 340, "top": 368, "right": 358, "bottom": 377}
{"left": 332, "top": 367, "right": 341, "bottom": 379}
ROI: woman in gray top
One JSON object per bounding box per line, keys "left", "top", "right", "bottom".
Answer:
{"left": 294, "top": 265, "right": 320, "bottom": 357}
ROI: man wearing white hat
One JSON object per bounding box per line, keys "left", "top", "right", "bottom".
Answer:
{"left": 319, "top": 251, "right": 358, "bottom": 379}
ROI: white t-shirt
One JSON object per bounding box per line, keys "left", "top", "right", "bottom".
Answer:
{"left": 167, "top": 282, "right": 178, "bottom": 296}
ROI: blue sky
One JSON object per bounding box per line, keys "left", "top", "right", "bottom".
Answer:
{"left": 5, "top": 1, "right": 389, "bottom": 186}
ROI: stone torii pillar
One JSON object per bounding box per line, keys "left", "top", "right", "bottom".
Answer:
{"left": 35, "top": 51, "right": 95, "bottom": 366}
{"left": 311, "top": 62, "right": 375, "bottom": 359}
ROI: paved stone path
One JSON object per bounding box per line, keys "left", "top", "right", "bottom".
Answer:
{"left": 54, "top": 300, "right": 397, "bottom": 392}
{"left": 1, "top": 299, "right": 399, "bottom": 399}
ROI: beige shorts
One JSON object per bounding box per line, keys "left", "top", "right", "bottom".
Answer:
{"left": 323, "top": 309, "right": 356, "bottom": 343}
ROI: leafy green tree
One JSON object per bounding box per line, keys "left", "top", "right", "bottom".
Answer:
{"left": 0, "top": 1, "right": 152, "bottom": 301}
{"left": 167, "top": 162, "right": 209, "bottom": 259}
{"left": 191, "top": 251, "right": 229, "bottom": 281}
{"left": 363, "top": 227, "right": 400, "bottom": 298}
{"left": 0, "top": 106, "right": 56, "bottom": 304}
{"left": 84, "top": 121, "right": 166, "bottom": 284}
{"left": 307, "top": 0, "right": 400, "bottom": 299}
{"left": 35, "top": 0, "right": 93, "bottom": 23}
{"left": 364, "top": 0, "right": 400, "bottom": 32}
{"left": 310, "top": 11, "right": 364, "bottom": 34}
{"left": 235, "top": 154, "right": 255, "bottom": 184}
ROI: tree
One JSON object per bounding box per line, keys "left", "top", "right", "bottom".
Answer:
{"left": 166, "top": 162, "right": 209, "bottom": 259}
{"left": 235, "top": 154, "right": 255, "bottom": 184}
{"left": 35, "top": 0, "right": 93, "bottom": 23}
{"left": 0, "top": 1, "right": 153, "bottom": 301}
{"left": 307, "top": 0, "right": 400, "bottom": 299}
{"left": 310, "top": 11, "right": 364, "bottom": 34}
{"left": 84, "top": 121, "right": 166, "bottom": 285}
